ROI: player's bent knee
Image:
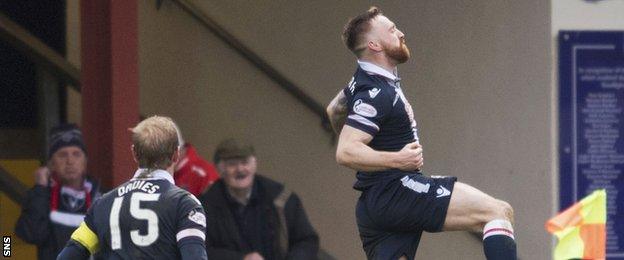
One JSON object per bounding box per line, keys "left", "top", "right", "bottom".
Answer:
{"left": 481, "top": 200, "right": 513, "bottom": 225}
{"left": 492, "top": 200, "right": 514, "bottom": 223}
{"left": 500, "top": 200, "right": 514, "bottom": 224}
{"left": 473, "top": 200, "right": 514, "bottom": 232}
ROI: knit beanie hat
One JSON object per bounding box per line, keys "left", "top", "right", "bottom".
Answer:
{"left": 48, "top": 124, "right": 86, "bottom": 159}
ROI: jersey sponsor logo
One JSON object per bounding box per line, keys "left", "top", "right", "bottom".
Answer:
{"left": 117, "top": 180, "right": 160, "bottom": 197}
{"left": 353, "top": 99, "right": 378, "bottom": 118}
{"left": 436, "top": 186, "right": 451, "bottom": 198}
{"left": 400, "top": 176, "right": 430, "bottom": 193}
{"left": 347, "top": 77, "right": 356, "bottom": 94}
{"left": 368, "top": 88, "right": 380, "bottom": 98}
{"left": 187, "top": 209, "right": 207, "bottom": 227}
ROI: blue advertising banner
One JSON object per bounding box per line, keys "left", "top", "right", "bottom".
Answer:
{"left": 559, "top": 31, "right": 624, "bottom": 259}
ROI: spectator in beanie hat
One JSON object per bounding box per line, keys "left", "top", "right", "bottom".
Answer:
{"left": 15, "top": 124, "right": 101, "bottom": 260}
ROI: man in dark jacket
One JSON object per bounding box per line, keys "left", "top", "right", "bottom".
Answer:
{"left": 200, "top": 138, "right": 319, "bottom": 260}
{"left": 14, "top": 124, "right": 100, "bottom": 260}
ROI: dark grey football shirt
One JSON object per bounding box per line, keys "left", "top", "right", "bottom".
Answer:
{"left": 83, "top": 169, "right": 206, "bottom": 259}
{"left": 342, "top": 61, "right": 421, "bottom": 189}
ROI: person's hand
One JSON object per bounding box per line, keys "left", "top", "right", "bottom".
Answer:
{"left": 243, "top": 252, "right": 264, "bottom": 260}
{"left": 34, "top": 167, "right": 50, "bottom": 186}
{"left": 393, "top": 142, "right": 424, "bottom": 171}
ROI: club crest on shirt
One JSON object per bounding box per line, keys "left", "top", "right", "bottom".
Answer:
{"left": 353, "top": 99, "right": 377, "bottom": 117}
{"left": 188, "top": 209, "right": 207, "bottom": 227}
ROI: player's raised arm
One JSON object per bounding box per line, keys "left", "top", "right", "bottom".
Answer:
{"left": 326, "top": 89, "right": 349, "bottom": 134}
{"left": 336, "top": 125, "right": 423, "bottom": 172}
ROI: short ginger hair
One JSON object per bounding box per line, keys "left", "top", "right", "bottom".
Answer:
{"left": 342, "top": 6, "right": 383, "bottom": 57}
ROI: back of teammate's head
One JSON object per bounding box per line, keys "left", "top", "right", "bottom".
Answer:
{"left": 342, "top": 6, "right": 383, "bottom": 57}
{"left": 131, "top": 116, "right": 180, "bottom": 170}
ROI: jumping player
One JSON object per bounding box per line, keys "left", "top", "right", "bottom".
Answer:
{"left": 57, "top": 116, "right": 207, "bottom": 259}
{"left": 327, "top": 7, "right": 517, "bottom": 260}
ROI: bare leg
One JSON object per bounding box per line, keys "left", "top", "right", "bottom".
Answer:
{"left": 443, "top": 182, "right": 513, "bottom": 232}
{"left": 442, "top": 182, "right": 516, "bottom": 260}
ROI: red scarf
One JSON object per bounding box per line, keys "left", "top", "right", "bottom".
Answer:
{"left": 49, "top": 176, "right": 92, "bottom": 211}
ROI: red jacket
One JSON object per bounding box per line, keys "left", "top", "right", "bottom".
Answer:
{"left": 174, "top": 143, "right": 220, "bottom": 196}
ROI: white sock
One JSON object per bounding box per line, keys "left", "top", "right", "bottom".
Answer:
{"left": 483, "top": 219, "right": 515, "bottom": 240}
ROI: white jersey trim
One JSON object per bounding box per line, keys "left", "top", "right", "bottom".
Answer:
{"left": 348, "top": 114, "right": 380, "bottom": 131}
{"left": 132, "top": 169, "right": 175, "bottom": 184}
{"left": 357, "top": 60, "right": 399, "bottom": 81}
{"left": 176, "top": 228, "right": 206, "bottom": 241}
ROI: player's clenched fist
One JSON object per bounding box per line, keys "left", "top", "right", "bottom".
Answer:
{"left": 393, "top": 142, "right": 423, "bottom": 171}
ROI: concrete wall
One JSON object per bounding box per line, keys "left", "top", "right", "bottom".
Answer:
{"left": 400, "top": 1, "right": 552, "bottom": 259}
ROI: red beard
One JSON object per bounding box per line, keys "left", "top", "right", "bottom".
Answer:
{"left": 386, "top": 41, "right": 410, "bottom": 64}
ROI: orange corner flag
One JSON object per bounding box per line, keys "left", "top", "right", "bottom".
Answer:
{"left": 546, "top": 189, "right": 606, "bottom": 260}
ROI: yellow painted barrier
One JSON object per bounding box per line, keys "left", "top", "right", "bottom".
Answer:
{"left": 1, "top": 160, "right": 40, "bottom": 259}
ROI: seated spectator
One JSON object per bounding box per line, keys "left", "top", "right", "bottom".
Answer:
{"left": 15, "top": 124, "right": 100, "bottom": 260}
{"left": 200, "top": 138, "right": 319, "bottom": 260}
{"left": 173, "top": 126, "right": 219, "bottom": 196}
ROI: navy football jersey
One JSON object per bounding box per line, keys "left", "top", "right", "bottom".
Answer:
{"left": 82, "top": 169, "right": 206, "bottom": 259}
{"left": 343, "top": 62, "right": 422, "bottom": 189}
{"left": 344, "top": 62, "right": 419, "bottom": 152}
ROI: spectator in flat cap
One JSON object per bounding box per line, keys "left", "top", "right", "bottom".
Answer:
{"left": 199, "top": 138, "right": 319, "bottom": 260}
{"left": 15, "top": 124, "right": 100, "bottom": 260}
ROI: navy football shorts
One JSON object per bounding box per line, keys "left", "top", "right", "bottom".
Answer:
{"left": 355, "top": 172, "right": 457, "bottom": 260}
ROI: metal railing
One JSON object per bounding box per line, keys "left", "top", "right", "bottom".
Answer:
{"left": 0, "top": 165, "right": 27, "bottom": 205}
{"left": 160, "top": 0, "right": 335, "bottom": 141}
